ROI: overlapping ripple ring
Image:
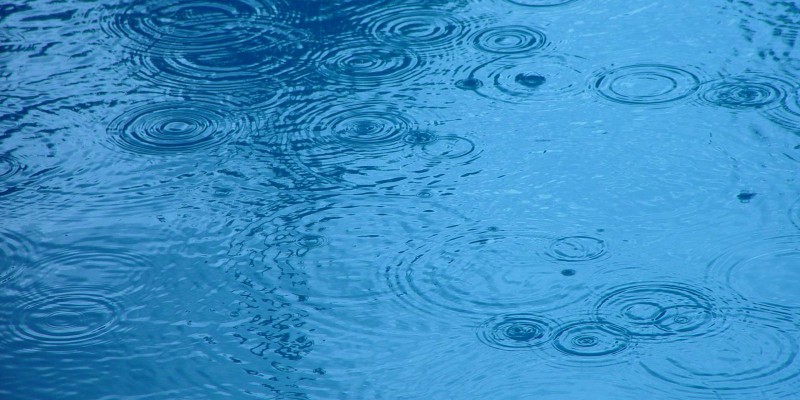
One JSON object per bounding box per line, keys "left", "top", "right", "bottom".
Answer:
{"left": 765, "top": 86, "right": 800, "bottom": 132}
{"left": 552, "top": 321, "right": 631, "bottom": 357}
{"left": 477, "top": 313, "right": 557, "bottom": 351}
{"left": 387, "top": 228, "right": 592, "bottom": 316}
{"left": 641, "top": 311, "right": 800, "bottom": 396}
{"left": 594, "top": 282, "right": 721, "bottom": 340}
{"left": 0, "top": 229, "right": 35, "bottom": 285}
{"left": 505, "top": 0, "right": 578, "bottom": 6}
{"left": 544, "top": 236, "right": 607, "bottom": 262}
{"left": 5, "top": 288, "right": 123, "bottom": 348}
{"left": 471, "top": 25, "right": 548, "bottom": 55}
{"left": 699, "top": 74, "right": 789, "bottom": 109}
{"left": 107, "top": 101, "right": 243, "bottom": 155}
{"left": 706, "top": 235, "right": 800, "bottom": 308}
{"left": 591, "top": 64, "right": 701, "bottom": 105}
{"left": 312, "top": 38, "right": 425, "bottom": 88}
{"left": 364, "top": 7, "right": 472, "bottom": 51}
{"left": 471, "top": 56, "right": 585, "bottom": 103}
{"left": 103, "top": 0, "right": 284, "bottom": 54}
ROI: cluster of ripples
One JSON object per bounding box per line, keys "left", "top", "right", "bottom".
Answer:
{"left": 4, "top": 0, "right": 800, "bottom": 398}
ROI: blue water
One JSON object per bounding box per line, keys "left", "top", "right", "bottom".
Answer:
{"left": 2, "top": 0, "right": 800, "bottom": 398}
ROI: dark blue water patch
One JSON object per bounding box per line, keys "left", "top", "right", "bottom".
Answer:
{"left": 698, "top": 73, "right": 790, "bottom": 110}
{"left": 477, "top": 313, "right": 557, "bottom": 351}
{"left": 590, "top": 63, "right": 702, "bottom": 106}
{"left": 593, "top": 282, "right": 723, "bottom": 341}
{"left": 737, "top": 191, "right": 757, "bottom": 202}
{"left": 470, "top": 25, "right": 548, "bottom": 55}
{"left": 706, "top": 235, "right": 800, "bottom": 310}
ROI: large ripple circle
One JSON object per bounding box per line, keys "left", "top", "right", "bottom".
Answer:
{"left": 707, "top": 235, "right": 800, "bottom": 309}
{"left": 365, "top": 7, "right": 472, "bottom": 51}
{"left": 313, "top": 39, "right": 424, "bottom": 88}
{"left": 107, "top": 101, "right": 242, "bottom": 155}
{"left": 470, "top": 56, "right": 585, "bottom": 104}
{"left": 641, "top": 310, "right": 800, "bottom": 397}
{"left": 594, "top": 282, "right": 721, "bottom": 340}
{"left": 553, "top": 321, "right": 631, "bottom": 357}
{"left": 478, "top": 313, "right": 556, "bottom": 351}
{"left": 388, "top": 228, "right": 592, "bottom": 316}
{"left": 592, "top": 64, "right": 701, "bottom": 105}
{"left": 700, "top": 74, "right": 789, "bottom": 109}
{"left": 103, "top": 0, "right": 284, "bottom": 54}
{"left": 471, "top": 25, "right": 547, "bottom": 55}
{"left": 30, "top": 249, "right": 151, "bottom": 297}
{"left": 7, "top": 288, "right": 122, "bottom": 347}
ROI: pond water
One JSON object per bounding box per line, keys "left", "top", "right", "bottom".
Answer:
{"left": 2, "top": 0, "right": 800, "bottom": 399}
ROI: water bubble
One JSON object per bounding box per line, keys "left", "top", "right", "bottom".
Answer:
{"left": 593, "top": 282, "right": 721, "bottom": 340}
{"left": 707, "top": 235, "right": 800, "bottom": 309}
{"left": 552, "top": 321, "right": 631, "bottom": 357}
{"left": 107, "top": 101, "right": 245, "bottom": 155}
{"left": 477, "top": 313, "right": 556, "bottom": 351}
{"left": 364, "top": 7, "right": 473, "bottom": 52}
{"left": 561, "top": 269, "right": 576, "bottom": 276}
{"left": 312, "top": 38, "right": 424, "bottom": 89}
{"left": 388, "top": 228, "right": 591, "bottom": 316}
{"left": 505, "top": 0, "right": 578, "bottom": 6}
{"left": 471, "top": 25, "right": 548, "bottom": 55}
{"left": 4, "top": 288, "right": 122, "bottom": 348}
{"left": 470, "top": 55, "right": 585, "bottom": 104}
{"left": 700, "top": 75, "right": 788, "bottom": 109}
{"left": 591, "top": 64, "right": 701, "bottom": 105}
{"left": 455, "top": 77, "right": 483, "bottom": 90}
{"left": 544, "top": 236, "right": 607, "bottom": 262}
{"left": 641, "top": 310, "right": 800, "bottom": 397}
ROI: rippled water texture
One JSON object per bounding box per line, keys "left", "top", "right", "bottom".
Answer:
{"left": 3, "top": 0, "right": 800, "bottom": 399}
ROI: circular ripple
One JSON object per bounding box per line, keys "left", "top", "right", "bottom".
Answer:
{"left": 388, "top": 228, "right": 591, "bottom": 316}
{"left": 471, "top": 25, "right": 547, "bottom": 55}
{"left": 365, "top": 7, "right": 471, "bottom": 51}
{"left": 594, "top": 282, "right": 720, "bottom": 340}
{"left": 707, "top": 235, "right": 800, "bottom": 309}
{"left": 553, "top": 321, "right": 631, "bottom": 357}
{"left": 7, "top": 288, "right": 122, "bottom": 347}
{"left": 0, "top": 229, "right": 35, "bottom": 285}
{"left": 312, "top": 39, "right": 424, "bottom": 88}
{"left": 544, "top": 236, "right": 607, "bottom": 262}
{"left": 765, "top": 86, "right": 800, "bottom": 132}
{"left": 416, "top": 135, "right": 477, "bottom": 161}
{"left": 700, "top": 74, "right": 789, "bottom": 109}
{"left": 0, "top": 154, "right": 22, "bottom": 181}
{"left": 104, "top": 0, "right": 284, "bottom": 55}
{"left": 641, "top": 310, "right": 800, "bottom": 397}
{"left": 505, "top": 0, "right": 578, "bottom": 6}
{"left": 471, "top": 56, "right": 585, "bottom": 104}
{"left": 107, "top": 101, "right": 243, "bottom": 155}
{"left": 591, "top": 64, "right": 701, "bottom": 105}
{"left": 478, "top": 313, "right": 556, "bottom": 351}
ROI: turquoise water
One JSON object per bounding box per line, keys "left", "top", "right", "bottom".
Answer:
{"left": 2, "top": 0, "right": 800, "bottom": 398}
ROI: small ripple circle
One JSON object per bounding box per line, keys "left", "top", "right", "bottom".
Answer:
{"left": 313, "top": 39, "right": 424, "bottom": 88}
{"left": 553, "top": 321, "right": 631, "bottom": 357}
{"left": 417, "top": 135, "right": 477, "bottom": 161}
{"left": 545, "top": 236, "right": 607, "bottom": 262}
{"left": 0, "top": 229, "right": 35, "bottom": 285}
{"left": 592, "top": 64, "right": 701, "bottom": 105}
{"left": 700, "top": 75, "right": 788, "bottom": 109}
{"left": 107, "top": 101, "right": 243, "bottom": 155}
{"left": 471, "top": 25, "right": 547, "bottom": 55}
{"left": 477, "top": 313, "right": 556, "bottom": 351}
{"left": 8, "top": 289, "right": 122, "bottom": 347}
